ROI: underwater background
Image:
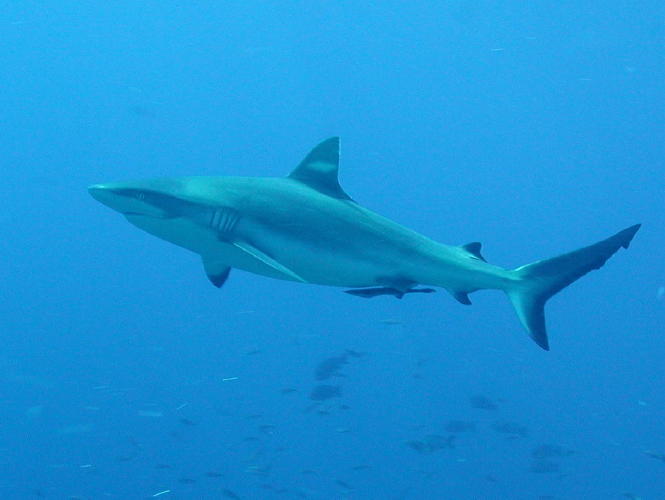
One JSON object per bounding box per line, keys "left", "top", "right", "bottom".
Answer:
{"left": 1, "top": 2, "right": 663, "bottom": 499}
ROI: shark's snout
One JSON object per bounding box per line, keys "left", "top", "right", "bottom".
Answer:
{"left": 88, "top": 182, "right": 153, "bottom": 216}
{"left": 88, "top": 184, "right": 118, "bottom": 208}
{"left": 88, "top": 181, "right": 187, "bottom": 219}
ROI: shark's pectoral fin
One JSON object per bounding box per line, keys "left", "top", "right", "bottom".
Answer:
{"left": 288, "top": 137, "right": 353, "bottom": 201}
{"left": 232, "top": 241, "right": 307, "bottom": 283}
{"left": 202, "top": 257, "right": 231, "bottom": 288}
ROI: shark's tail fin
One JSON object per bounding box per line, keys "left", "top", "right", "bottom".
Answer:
{"left": 506, "top": 224, "right": 640, "bottom": 350}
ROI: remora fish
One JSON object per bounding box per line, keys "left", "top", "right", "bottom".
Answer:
{"left": 89, "top": 137, "right": 640, "bottom": 350}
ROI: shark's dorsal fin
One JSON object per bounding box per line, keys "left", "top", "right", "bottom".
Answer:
{"left": 288, "top": 137, "right": 352, "bottom": 200}
{"left": 460, "top": 242, "right": 486, "bottom": 262}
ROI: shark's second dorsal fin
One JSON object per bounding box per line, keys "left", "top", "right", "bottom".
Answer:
{"left": 288, "top": 137, "right": 352, "bottom": 200}
{"left": 460, "top": 242, "right": 486, "bottom": 262}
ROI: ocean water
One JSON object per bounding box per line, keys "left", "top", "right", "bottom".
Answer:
{"left": 1, "top": 2, "right": 663, "bottom": 499}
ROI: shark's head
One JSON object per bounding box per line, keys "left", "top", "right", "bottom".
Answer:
{"left": 88, "top": 178, "right": 198, "bottom": 219}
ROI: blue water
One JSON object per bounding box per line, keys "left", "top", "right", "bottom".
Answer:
{"left": 1, "top": 2, "right": 663, "bottom": 498}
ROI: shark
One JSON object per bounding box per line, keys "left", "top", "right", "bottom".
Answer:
{"left": 89, "top": 137, "right": 640, "bottom": 350}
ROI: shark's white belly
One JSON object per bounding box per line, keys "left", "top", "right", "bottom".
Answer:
{"left": 126, "top": 207, "right": 508, "bottom": 292}
{"left": 127, "top": 213, "right": 427, "bottom": 287}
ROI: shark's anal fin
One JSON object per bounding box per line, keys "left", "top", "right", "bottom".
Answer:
{"left": 202, "top": 258, "right": 231, "bottom": 288}
{"left": 288, "top": 137, "right": 353, "bottom": 201}
{"left": 232, "top": 241, "right": 307, "bottom": 283}
{"left": 460, "top": 242, "right": 486, "bottom": 262}
{"left": 345, "top": 287, "right": 435, "bottom": 299}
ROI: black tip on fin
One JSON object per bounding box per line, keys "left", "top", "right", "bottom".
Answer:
{"left": 208, "top": 267, "right": 231, "bottom": 288}
{"left": 451, "top": 291, "right": 472, "bottom": 305}
{"left": 618, "top": 224, "right": 641, "bottom": 249}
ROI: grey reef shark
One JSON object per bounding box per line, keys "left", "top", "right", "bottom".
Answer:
{"left": 89, "top": 137, "right": 640, "bottom": 350}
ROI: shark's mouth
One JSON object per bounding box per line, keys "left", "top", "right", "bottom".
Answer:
{"left": 123, "top": 211, "right": 174, "bottom": 219}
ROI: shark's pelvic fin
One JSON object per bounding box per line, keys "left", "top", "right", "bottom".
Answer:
{"left": 288, "top": 137, "right": 353, "bottom": 200}
{"left": 345, "top": 287, "right": 435, "bottom": 299}
{"left": 460, "top": 242, "right": 486, "bottom": 262}
{"left": 450, "top": 290, "right": 472, "bottom": 305}
{"left": 202, "top": 258, "right": 231, "bottom": 288}
{"left": 232, "top": 241, "right": 307, "bottom": 283}
{"left": 506, "top": 224, "right": 641, "bottom": 350}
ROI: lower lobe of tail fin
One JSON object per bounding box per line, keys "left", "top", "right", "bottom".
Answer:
{"left": 508, "top": 224, "right": 640, "bottom": 350}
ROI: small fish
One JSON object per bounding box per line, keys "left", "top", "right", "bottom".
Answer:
{"left": 315, "top": 354, "right": 348, "bottom": 381}
{"left": 222, "top": 489, "right": 241, "bottom": 499}
{"left": 406, "top": 440, "right": 427, "bottom": 454}
{"left": 423, "top": 434, "right": 455, "bottom": 451}
{"left": 309, "top": 385, "right": 341, "bottom": 401}
{"left": 492, "top": 421, "right": 528, "bottom": 438}
{"left": 335, "top": 479, "right": 353, "bottom": 490}
{"left": 644, "top": 450, "right": 665, "bottom": 463}
{"left": 344, "top": 349, "right": 366, "bottom": 358}
{"left": 470, "top": 395, "right": 498, "bottom": 410}
{"left": 529, "top": 460, "right": 560, "bottom": 474}
{"left": 444, "top": 420, "right": 476, "bottom": 433}
{"left": 379, "top": 318, "right": 403, "bottom": 325}
{"left": 205, "top": 471, "right": 224, "bottom": 478}
{"left": 531, "top": 444, "right": 574, "bottom": 459}
{"left": 406, "top": 434, "right": 455, "bottom": 453}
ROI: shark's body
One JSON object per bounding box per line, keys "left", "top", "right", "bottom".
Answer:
{"left": 89, "top": 137, "right": 640, "bottom": 350}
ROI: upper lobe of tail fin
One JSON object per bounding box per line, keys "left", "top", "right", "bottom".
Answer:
{"left": 508, "top": 224, "right": 640, "bottom": 350}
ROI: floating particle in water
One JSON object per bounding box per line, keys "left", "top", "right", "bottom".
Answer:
{"left": 138, "top": 410, "right": 163, "bottom": 418}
